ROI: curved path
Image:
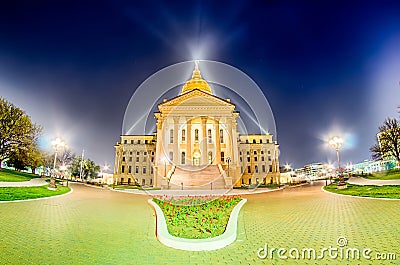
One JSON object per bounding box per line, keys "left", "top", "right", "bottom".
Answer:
{"left": 348, "top": 176, "right": 400, "bottom": 186}
{"left": 0, "top": 181, "right": 398, "bottom": 264}
{"left": 0, "top": 178, "right": 47, "bottom": 187}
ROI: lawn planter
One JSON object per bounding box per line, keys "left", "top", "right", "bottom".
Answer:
{"left": 148, "top": 197, "right": 247, "bottom": 251}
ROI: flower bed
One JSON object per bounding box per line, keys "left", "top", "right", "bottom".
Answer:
{"left": 153, "top": 195, "right": 242, "bottom": 239}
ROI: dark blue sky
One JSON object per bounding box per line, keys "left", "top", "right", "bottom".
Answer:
{"left": 0, "top": 0, "right": 399, "bottom": 169}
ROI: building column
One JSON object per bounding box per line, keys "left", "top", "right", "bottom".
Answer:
{"left": 173, "top": 116, "right": 179, "bottom": 164}
{"left": 186, "top": 117, "right": 192, "bottom": 163}
{"left": 226, "top": 117, "right": 233, "bottom": 162}
{"left": 215, "top": 118, "right": 221, "bottom": 164}
{"left": 201, "top": 116, "right": 208, "bottom": 165}
{"left": 154, "top": 115, "right": 164, "bottom": 187}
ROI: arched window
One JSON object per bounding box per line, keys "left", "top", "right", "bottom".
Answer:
{"left": 195, "top": 129, "right": 199, "bottom": 141}
{"left": 181, "top": 152, "right": 186, "bottom": 164}
{"left": 170, "top": 129, "right": 174, "bottom": 144}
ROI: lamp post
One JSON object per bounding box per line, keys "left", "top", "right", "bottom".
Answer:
{"left": 49, "top": 137, "right": 66, "bottom": 190}
{"left": 328, "top": 136, "right": 346, "bottom": 188}
{"left": 226, "top": 157, "right": 231, "bottom": 178}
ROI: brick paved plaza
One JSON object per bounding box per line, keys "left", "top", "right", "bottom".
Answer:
{"left": 0, "top": 182, "right": 398, "bottom": 264}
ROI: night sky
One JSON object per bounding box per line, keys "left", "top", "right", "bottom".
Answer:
{"left": 1, "top": 1, "right": 399, "bottom": 170}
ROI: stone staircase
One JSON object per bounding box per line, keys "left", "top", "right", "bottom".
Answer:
{"left": 168, "top": 165, "right": 226, "bottom": 190}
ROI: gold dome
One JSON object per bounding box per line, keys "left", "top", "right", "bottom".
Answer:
{"left": 181, "top": 61, "right": 212, "bottom": 94}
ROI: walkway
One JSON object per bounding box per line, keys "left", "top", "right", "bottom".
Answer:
{"left": 0, "top": 178, "right": 47, "bottom": 187}
{"left": 0, "top": 181, "right": 398, "bottom": 264}
{"left": 348, "top": 176, "right": 400, "bottom": 186}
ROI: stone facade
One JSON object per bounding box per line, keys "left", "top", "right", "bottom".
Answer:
{"left": 114, "top": 62, "right": 280, "bottom": 188}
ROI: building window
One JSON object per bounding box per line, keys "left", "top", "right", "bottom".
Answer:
{"left": 221, "top": 152, "right": 225, "bottom": 163}
{"left": 268, "top": 150, "right": 271, "bottom": 154}
{"left": 136, "top": 157, "right": 139, "bottom": 162}
{"left": 195, "top": 129, "right": 199, "bottom": 141}
{"left": 142, "top": 179, "right": 145, "bottom": 185}
{"left": 220, "top": 129, "right": 224, "bottom": 143}
{"left": 182, "top": 129, "right": 186, "bottom": 142}
{"left": 128, "top": 166, "right": 132, "bottom": 173}
{"left": 208, "top": 151, "right": 212, "bottom": 164}
{"left": 122, "top": 157, "right": 126, "bottom": 162}
{"left": 144, "top": 152, "right": 147, "bottom": 155}
{"left": 150, "top": 166, "right": 153, "bottom": 174}
{"left": 255, "top": 156, "right": 258, "bottom": 162}
{"left": 261, "top": 150, "right": 264, "bottom": 154}
{"left": 143, "top": 156, "right": 147, "bottom": 162}
{"left": 181, "top": 152, "right": 186, "bottom": 164}
{"left": 124, "top": 140, "right": 127, "bottom": 144}
{"left": 131, "top": 140, "right": 134, "bottom": 144}
{"left": 247, "top": 166, "right": 251, "bottom": 173}
{"left": 268, "top": 156, "right": 271, "bottom": 161}
{"left": 143, "top": 166, "right": 146, "bottom": 174}
{"left": 247, "top": 157, "right": 250, "bottom": 162}
{"left": 239, "top": 151, "right": 242, "bottom": 155}
{"left": 261, "top": 156, "right": 265, "bottom": 161}
{"left": 254, "top": 150, "right": 257, "bottom": 155}
{"left": 260, "top": 139, "right": 263, "bottom": 143}
{"left": 247, "top": 151, "right": 250, "bottom": 155}
{"left": 240, "top": 157, "right": 242, "bottom": 162}
{"left": 267, "top": 139, "right": 270, "bottom": 143}
{"left": 255, "top": 166, "right": 259, "bottom": 173}
{"left": 246, "top": 140, "right": 249, "bottom": 143}
{"left": 262, "top": 165, "right": 266, "bottom": 173}
{"left": 145, "top": 140, "right": 148, "bottom": 144}
{"left": 169, "top": 152, "right": 173, "bottom": 161}
{"left": 241, "top": 166, "right": 243, "bottom": 173}
{"left": 150, "top": 178, "right": 153, "bottom": 186}
{"left": 253, "top": 139, "right": 256, "bottom": 143}
{"left": 135, "top": 166, "right": 139, "bottom": 174}
{"left": 137, "top": 140, "right": 141, "bottom": 144}
{"left": 121, "top": 165, "right": 125, "bottom": 173}
{"left": 137, "top": 151, "right": 140, "bottom": 155}
{"left": 269, "top": 165, "right": 273, "bottom": 172}
{"left": 129, "top": 157, "right": 132, "bottom": 162}
{"left": 170, "top": 129, "right": 174, "bottom": 144}
{"left": 208, "top": 129, "right": 212, "bottom": 143}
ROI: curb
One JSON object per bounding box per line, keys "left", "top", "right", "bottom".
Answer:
{"left": 0, "top": 186, "right": 74, "bottom": 203}
{"left": 148, "top": 198, "right": 247, "bottom": 251}
{"left": 320, "top": 185, "right": 400, "bottom": 201}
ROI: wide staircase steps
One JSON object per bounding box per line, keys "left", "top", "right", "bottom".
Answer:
{"left": 169, "top": 165, "right": 225, "bottom": 190}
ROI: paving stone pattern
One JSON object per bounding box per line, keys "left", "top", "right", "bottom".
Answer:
{"left": 0, "top": 182, "right": 398, "bottom": 264}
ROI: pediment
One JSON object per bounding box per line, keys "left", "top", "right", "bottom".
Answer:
{"left": 158, "top": 89, "right": 234, "bottom": 109}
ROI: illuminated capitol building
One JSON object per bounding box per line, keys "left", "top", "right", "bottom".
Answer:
{"left": 114, "top": 62, "right": 280, "bottom": 189}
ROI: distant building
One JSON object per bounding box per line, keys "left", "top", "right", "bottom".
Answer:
{"left": 353, "top": 159, "right": 396, "bottom": 174}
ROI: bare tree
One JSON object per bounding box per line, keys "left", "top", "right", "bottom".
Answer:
{"left": 370, "top": 118, "right": 400, "bottom": 166}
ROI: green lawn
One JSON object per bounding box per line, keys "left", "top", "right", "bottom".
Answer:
{"left": 153, "top": 195, "right": 242, "bottom": 239}
{"left": 0, "top": 168, "right": 40, "bottom": 182}
{"left": 0, "top": 185, "right": 70, "bottom": 201}
{"left": 362, "top": 169, "right": 400, "bottom": 180}
{"left": 324, "top": 183, "right": 400, "bottom": 199}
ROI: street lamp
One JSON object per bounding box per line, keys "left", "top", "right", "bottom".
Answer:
{"left": 226, "top": 157, "right": 231, "bottom": 177}
{"left": 328, "top": 136, "right": 346, "bottom": 188}
{"left": 49, "top": 137, "right": 66, "bottom": 190}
